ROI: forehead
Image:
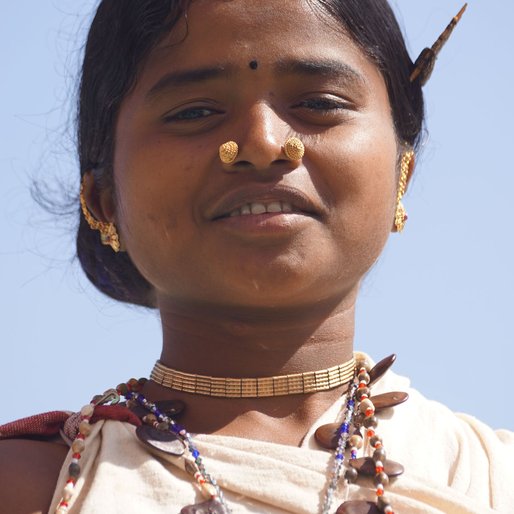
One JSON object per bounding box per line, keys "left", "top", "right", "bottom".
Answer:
{"left": 137, "top": 0, "right": 383, "bottom": 90}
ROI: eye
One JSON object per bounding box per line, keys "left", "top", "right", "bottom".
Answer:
{"left": 294, "top": 96, "right": 351, "bottom": 112}
{"left": 290, "top": 94, "right": 355, "bottom": 126}
{"left": 162, "top": 106, "right": 223, "bottom": 123}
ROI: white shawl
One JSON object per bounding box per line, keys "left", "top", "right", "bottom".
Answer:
{"left": 49, "top": 363, "right": 514, "bottom": 513}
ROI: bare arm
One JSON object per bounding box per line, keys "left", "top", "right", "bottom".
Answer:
{"left": 0, "top": 439, "right": 68, "bottom": 514}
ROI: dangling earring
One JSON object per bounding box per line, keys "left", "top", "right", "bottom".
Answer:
{"left": 394, "top": 151, "right": 414, "bottom": 233}
{"left": 79, "top": 178, "right": 121, "bottom": 253}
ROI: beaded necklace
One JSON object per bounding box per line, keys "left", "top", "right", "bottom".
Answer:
{"left": 55, "top": 355, "right": 407, "bottom": 514}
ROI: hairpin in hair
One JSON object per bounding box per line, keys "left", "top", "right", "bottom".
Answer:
{"left": 410, "top": 3, "right": 468, "bottom": 86}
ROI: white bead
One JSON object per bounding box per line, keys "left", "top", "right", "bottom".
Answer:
{"left": 359, "top": 398, "right": 375, "bottom": 414}
{"left": 349, "top": 435, "right": 363, "bottom": 449}
{"left": 79, "top": 420, "right": 92, "bottom": 436}
{"left": 72, "top": 439, "right": 86, "bottom": 453}
{"left": 80, "top": 404, "right": 94, "bottom": 417}
{"left": 201, "top": 482, "right": 217, "bottom": 498}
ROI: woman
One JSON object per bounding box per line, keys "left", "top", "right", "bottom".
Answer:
{"left": 1, "top": 1, "right": 512, "bottom": 513}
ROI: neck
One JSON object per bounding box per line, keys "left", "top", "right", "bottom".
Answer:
{"left": 157, "top": 292, "right": 357, "bottom": 378}
{"left": 145, "top": 289, "right": 358, "bottom": 444}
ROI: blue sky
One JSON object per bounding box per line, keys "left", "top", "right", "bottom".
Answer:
{"left": 1, "top": 1, "right": 513, "bottom": 429}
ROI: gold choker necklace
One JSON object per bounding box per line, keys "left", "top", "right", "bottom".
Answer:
{"left": 150, "top": 357, "right": 356, "bottom": 398}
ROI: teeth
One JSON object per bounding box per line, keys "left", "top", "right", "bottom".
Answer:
{"left": 266, "top": 201, "right": 282, "bottom": 213}
{"left": 250, "top": 203, "right": 267, "bottom": 215}
{"left": 227, "top": 201, "right": 297, "bottom": 217}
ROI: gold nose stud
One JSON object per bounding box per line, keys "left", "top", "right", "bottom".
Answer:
{"left": 219, "top": 141, "right": 239, "bottom": 164}
{"left": 284, "top": 137, "right": 305, "bottom": 161}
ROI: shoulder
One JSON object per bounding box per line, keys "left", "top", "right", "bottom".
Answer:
{"left": 379, "top": 372, "right": 514, "bottom": 510}
{"left": 0, "top": 411, "right": 72, "bottom": 514}
{"left": 0, "top": 438, "right": 69, "bottom": 514}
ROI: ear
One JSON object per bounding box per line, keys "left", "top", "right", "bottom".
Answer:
{"left": 82, "top": 170, "right": 116, "bottom": 223}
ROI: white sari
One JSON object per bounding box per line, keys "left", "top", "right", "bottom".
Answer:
{"left": 49, "top": 357, "right": 514, "bottom": 513}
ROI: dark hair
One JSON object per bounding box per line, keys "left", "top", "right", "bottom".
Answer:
{"left": 77, "top": 0, "right": 425, "bottom": 308}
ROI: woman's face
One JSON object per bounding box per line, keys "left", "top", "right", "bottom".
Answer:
{"left": 111, "top": 0, "right": 399, "bottom": 311}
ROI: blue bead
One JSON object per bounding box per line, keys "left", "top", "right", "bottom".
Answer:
{"left": 192, "top": 449, "right": 200, "bottom": 458}
{"left": 348, "top": 400, "right": 355, "bottom": 407}
{"left": 340, "top": 423, "right": 349, "bottom": 434}
{"left": 335, "top": 453, "right": 344, "bottom": 460}
{"left": 173, "top": 424, "right": 184, "bottom": 433}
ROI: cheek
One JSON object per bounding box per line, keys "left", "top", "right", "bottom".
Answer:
{"left": 111, "top": 129, "right": 208, "bottom": 279}
{"left": 321, "top": 128, "right": 397, "bottom": 220}
{"left": 114, "top": 118, "right": 199, "bottom": 223}
{"left": 311, "top": 123, "right": 398, "bottom": 268}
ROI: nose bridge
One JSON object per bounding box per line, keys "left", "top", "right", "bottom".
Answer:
{"left": 233, "top": 101, "right": 290, "bottom": 170}
{"left": 245, "top": 101, "right": 283, "bottom": 145}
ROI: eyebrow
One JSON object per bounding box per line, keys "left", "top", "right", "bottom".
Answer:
{"left": 274, "top": 58, "right": 367, "bottom": 87}
{"left": 146, "top": 65, "right": 234, "bottom": 101}
{"left": 145, "top": 58, "right": 366, "bottom": 102}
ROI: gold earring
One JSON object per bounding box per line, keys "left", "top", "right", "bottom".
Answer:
{"left": 219, "top": 141, "right": 239, "bottom": 164}
{"left": 394, "top": 151, "right": 414, "bottom": 233}
{"left": 284, "top": 137, "right": 305, "bottom": 161}
{"left": 79, "top": 179, "right": 121, "bottom": 252}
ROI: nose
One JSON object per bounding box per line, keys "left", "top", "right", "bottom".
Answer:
{"left": 221, "top": 102, "right": 299, "bottom": 175}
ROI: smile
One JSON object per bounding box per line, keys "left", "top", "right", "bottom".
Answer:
{"left": 228, "top": 201, "right": 294, "bottom": 217}
{"left": 208, "top": 185, "right": 323, "bottom": 222}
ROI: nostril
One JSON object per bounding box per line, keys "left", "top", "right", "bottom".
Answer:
{"left": 235, "top": 160, "right": 253, "bottom": 168}
{"left": 220, "top": 134, "right": 300, "bottom": 173}
{"left": 226, "top": 159, "right": 297, "bottom": 175}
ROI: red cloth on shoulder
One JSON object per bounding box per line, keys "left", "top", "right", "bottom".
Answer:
{"left": 0, "top": 411, "right": 70, "bottom": 439}
{"left": 91, "top": 405, "right": 142, "bottom": 426}
{"left": 0, "top": 406, "right": 141, "bottom": 440}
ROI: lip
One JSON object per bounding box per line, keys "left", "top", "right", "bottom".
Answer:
{"left": 206, "top": 184, "right": 323, "bottom": 221}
